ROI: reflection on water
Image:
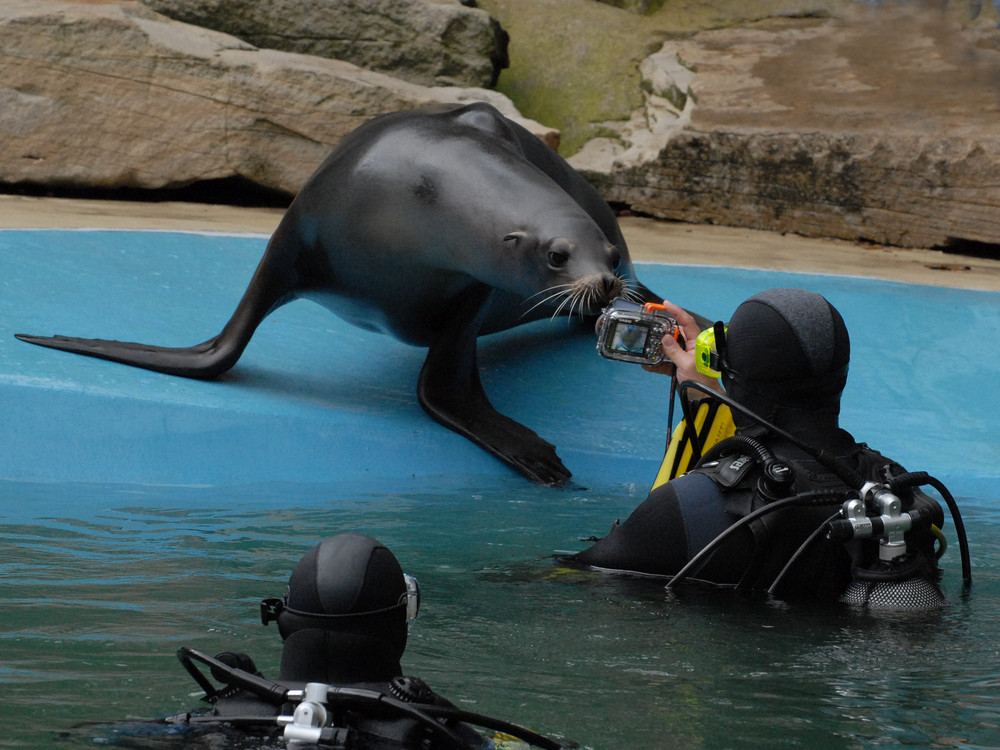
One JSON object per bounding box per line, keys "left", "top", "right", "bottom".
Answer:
{"left": 1, "top": 478, "right": 998, "bottom": 749}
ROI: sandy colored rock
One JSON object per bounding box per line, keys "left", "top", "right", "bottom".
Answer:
{"left": 0, "top": 0, "right": 548, "bottom": 196}
{"left": 573, "top": 5, "right": 1000, "bottom": 250}
{"left": 138, "top": 0, "right": 509, "bottom": 88}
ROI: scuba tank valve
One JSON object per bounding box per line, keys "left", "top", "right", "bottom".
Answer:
{"left": 826, "top": 482, "right": 935, "bottom": 563}
{"left": 831, "top": 482, "right": 948, "bottom": 610}
{"left": 279, "top": 683, "right": 330, "bottom": 748}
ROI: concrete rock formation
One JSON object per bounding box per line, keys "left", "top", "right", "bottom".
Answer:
{"left": 138, "top": 0, "right": 509, "bottom": 88}
{"left": 5, "top": 0, "right": 999, "bottom": 252}
{"left": 572, "top": 6, "right": 1000, "bottom": 250}
{"left": 0, "top": 0, "right": 547, "bottom": 196}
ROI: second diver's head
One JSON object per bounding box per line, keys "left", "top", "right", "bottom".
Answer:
{"left": 720, "top": 288, "right": 850, "bottom": 430}
{"left": 261, "top": 533, "right": 419, "bottom": 684}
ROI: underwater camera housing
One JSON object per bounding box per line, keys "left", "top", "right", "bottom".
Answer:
{"left": 595, "top": 298, "right": 679, "bottom": 365}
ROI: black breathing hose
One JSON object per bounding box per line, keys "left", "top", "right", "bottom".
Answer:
{"left": 665, "top": 488, "right": 850, "bottom": 591}
{"left": 678, "top": 380, "right": 867, "bottom": 490}
{"left": 416, "top": 705, "right": 568, "bottom": 750}
{"left": 766, "top": 510, "right": 844, "bottom": 597}
{"left": 176, "top": 647, "right": 565, "bottom": 750}
{"left": 698, "top": 432, "right": 772, "bottom": 468}
{"left": 178, "top": 646, "right": 288, "bottom": 706}
{"left": 672, "top": 384, "right": 971, "bottom": 591}
{"left": 888, "top": 471, "right": 972, "bottom": 587}
{"left": 315, "top": 687, "right": 470, "bottom": 750}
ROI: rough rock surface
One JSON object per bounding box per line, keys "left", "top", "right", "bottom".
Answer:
{"left": 0, "top": 0, "right": 549, "bottom": 196}
{"left": 138, "top": 0, "right": 509, "bottom": 89}
{"left": 572, "top": 6, "right": 1000, "bottom": 250}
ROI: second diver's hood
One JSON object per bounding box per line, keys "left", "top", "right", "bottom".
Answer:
{"left": 261, "top": 534, "right": 418, "bottom": 683}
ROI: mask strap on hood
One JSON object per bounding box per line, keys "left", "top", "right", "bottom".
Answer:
{"left": 713, "top": 320, "right": 728, "bottom": 369}
{"left": 260, "top": 573, "right": 421, "bottom": 628}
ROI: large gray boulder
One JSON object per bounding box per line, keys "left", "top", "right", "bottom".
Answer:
{"left": 572, "top": 6, "right": 1000, "bottom": 250}
{"left": 0, "top": 0, "right": 548, "bottom": 196}
{"left": 138, "top": 0, "right": 509, "bottom": 88}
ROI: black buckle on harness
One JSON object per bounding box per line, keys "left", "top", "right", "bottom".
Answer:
{"left": 260, "top": 597, "right": 284, "bottom": 625}
{"left": 713, "top": 453, "right": 756, "bottom": 488}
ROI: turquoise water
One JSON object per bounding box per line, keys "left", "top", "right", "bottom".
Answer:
{"left": 3, "top": 479, "right": 998, "bottom": 749}
{"left": 2, "top": 230, "right": 1000, "bottom": 748}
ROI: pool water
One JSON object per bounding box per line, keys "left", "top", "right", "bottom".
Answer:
{"left": 2, "top": 230, "right": 999, "bottom": 749}
{"left": 3, "top": 480, "right": 998, "bottom": 749}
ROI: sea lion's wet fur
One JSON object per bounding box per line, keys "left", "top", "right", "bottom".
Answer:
{"left": 18, "top": 102, "right": 662, "bottom": 485}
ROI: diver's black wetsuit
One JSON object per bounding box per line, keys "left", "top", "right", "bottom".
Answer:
{"left": 570, "top": 288, "right": 945, "bottom": 598}
{"left": 166, "top": 535, "right": 495, "bottom": 749}
{"left": 569, "top": 429, "right": 943, "bottom": 597}
{"left": 170, "top": 666, "right": 485, "bottom": 750}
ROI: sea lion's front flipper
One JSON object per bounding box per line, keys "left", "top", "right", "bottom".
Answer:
{"left": 417, "top": 285, "right": 572, "bottom": 487}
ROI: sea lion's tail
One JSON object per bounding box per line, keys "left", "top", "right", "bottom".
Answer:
{"left": 16, "top": 238, "right": 301, "bottom": 381}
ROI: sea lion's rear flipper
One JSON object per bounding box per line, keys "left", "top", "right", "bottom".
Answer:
{"left": 417, "top": 285, "right": 572, "bottom": 487}
{"left": 13, "top": 333, "right": 236, "bottom": 379}
{"left": 15, "top": 234, "right": 301, "bottom": 380}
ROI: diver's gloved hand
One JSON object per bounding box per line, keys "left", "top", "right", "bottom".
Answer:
{"left": 643, "top": 299, "right": 723, "bottom": 397}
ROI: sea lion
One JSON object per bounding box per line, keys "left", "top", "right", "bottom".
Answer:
{"left": 17, "top": 102, "right": 672, "bottom": 486}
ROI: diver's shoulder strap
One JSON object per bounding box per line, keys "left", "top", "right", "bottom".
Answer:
{"left": 652, "top": 401, "right": 736, "bottom": 490}
{"left": 688, "top": 443, "right": 759, "bottom": 518}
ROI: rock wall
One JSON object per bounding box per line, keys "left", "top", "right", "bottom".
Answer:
{"left": 0, "top": 0, "right": 547, "bottom": 196}
{"left": 4, "top": 0, "right": 1000, "bottom": 251}
{"left": 601, "top": 131, "right": 1000, "bottom": 250}
{"left": 138, "top": 0, "right": 509, "bottom": 88}
{"left": 571, "top": 6, "right": 1000, "bottom": 249}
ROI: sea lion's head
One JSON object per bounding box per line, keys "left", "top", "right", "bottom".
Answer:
{"left": 500, "top": 225, "right": 635, "bottom": 319}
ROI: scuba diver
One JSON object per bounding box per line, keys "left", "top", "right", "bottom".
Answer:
{"left": 574, "top": 288, "right": 970, "bottom": 608}
{"left": 170, "top": 533, "right": 567, "bottom": 749}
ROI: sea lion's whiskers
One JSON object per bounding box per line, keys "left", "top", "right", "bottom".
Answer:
{"left": 618, "top": 283, "right": 643, "bottom": 304}
{"left": 521, "top": 284, "right": 575, "bottom": 318}
{"left": 569, "top": 288, "right": 590, "bottom": 321}
{"left": 551, "top": 292, "right": 574, "bottom": 320}
{"left": 562, "top": 291, "right": 580, "bottom": 322}
{"left": 524, "top": 282, "right": 575, "bottom": 304}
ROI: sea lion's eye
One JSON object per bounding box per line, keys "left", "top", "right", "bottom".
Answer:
{"left": 547, "top": 250, "right": 569, "bottom": 268}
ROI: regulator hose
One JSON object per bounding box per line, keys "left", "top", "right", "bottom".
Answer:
{"left": 177, "top": 646, "right": 288, "bottom": 706}
{"left": 176, "top": 647, "right": 566, "bottom": 750}
{"left": 415, "top": 706, "right": 568, "bottom": 750}
{"left": 696, "top": 432, "right": 795, "bottom": 499}
{"left": 766, "top": 510, "right": 844, "bottom": 597}
{"left": 697, "top": 433, "right": 775, "bottom": 469}
{"left": 678, "top": 380, "right": 866, "bottom": 490}
{"left": 887, "top": 471, "right": 972, "bottom": 587}
{"left": 665, "top": 488, "right": 850, "bottom": 591}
